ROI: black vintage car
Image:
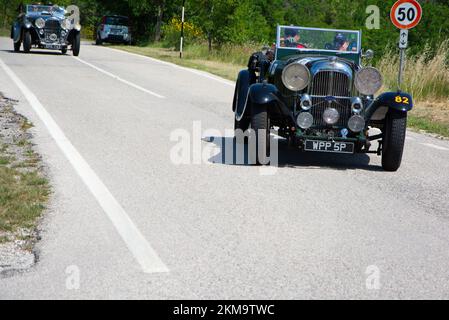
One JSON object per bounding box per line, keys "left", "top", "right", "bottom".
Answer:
{"left": 11, "top": 4, "right": 81, "bottom": 56}
{"left": 233, "top": 26, "right": 413, "bottom": 171}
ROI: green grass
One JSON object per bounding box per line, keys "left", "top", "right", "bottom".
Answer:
{"left": 113, "top": 42, "right": 449, "bottom": 138}
{"left": 0, "top": 167, "right": 49, "bottom": 233}
{"left": 408, "top": 115, "right": 449, "bottom": 137}
{"left": 0, "top": 28, "right": 9, "bottom": 37}
{"left": 0, "top": 105, "right": 49, "bottom": 236}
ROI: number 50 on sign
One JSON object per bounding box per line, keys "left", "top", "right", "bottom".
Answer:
{"left": 390, "top": 0, "right": 423, "bottom": 30}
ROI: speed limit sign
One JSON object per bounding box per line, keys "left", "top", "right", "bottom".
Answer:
{"left": 391, "top": 0, "right": 422, "bottom": 29}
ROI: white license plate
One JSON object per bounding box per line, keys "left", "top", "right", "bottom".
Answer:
{"left": 305, "top": 140, "right": 355, "bottom": 154}
{"left": 45, "top": 44, "right": 61, "bottom": 50}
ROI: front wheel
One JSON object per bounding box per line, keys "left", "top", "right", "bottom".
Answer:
{"left": 23, "top": 31, "right": 31, "bottom": 53}
{"left": 72, "top": 32, "right": 81, "bottom": 56}
{"left": 382, "top": 110, "right": 407, "bottom": 172}
{"left": 13, "top": 40, "right": 21, "bottom": 52}
{"left": 250, "top": 103, "right": 270, "bottom": 165}
{"left": 95, "top": 34, "right": 102, "bottom": 46}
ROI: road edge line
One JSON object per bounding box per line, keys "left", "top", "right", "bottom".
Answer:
{"left": 0, "top": 56, "right": 169, "bottom": 274}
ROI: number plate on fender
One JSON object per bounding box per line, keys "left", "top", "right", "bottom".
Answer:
{"left": 305, "top": 140, "right": 355, "bottom": 154}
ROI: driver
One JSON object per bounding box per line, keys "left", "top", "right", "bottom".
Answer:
{"left": 283, "top": 28, "right": 306, "bottom": 49}
{"left": 334, "top": 33, "right": 350, "bottom": 51}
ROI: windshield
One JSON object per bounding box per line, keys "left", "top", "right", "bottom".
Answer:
{"left": 26, "top": 5, "right": 65, "bottom": 16}
{"left": 277, "top": 26, "right": 360, "bottom": 53}
{"left": 104, "top": 17, "right": 129, "bottom": 26}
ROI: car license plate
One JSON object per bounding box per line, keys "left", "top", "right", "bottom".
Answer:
{"left": 305, "top": 140, "right": 355, "bottom": 154}
{"left": 45, "top": 44, "right": 61, "bottom": 50}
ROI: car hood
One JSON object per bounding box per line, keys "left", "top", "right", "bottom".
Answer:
{"left": 26, "top": 13, "right": 64, "bottom": 21}
{"left": 297, "top": 56, "right": 357, "bottom": 79}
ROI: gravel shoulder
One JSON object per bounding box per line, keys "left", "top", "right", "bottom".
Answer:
{"left": 0, "top": 93, "right": 50, "bottom": 277}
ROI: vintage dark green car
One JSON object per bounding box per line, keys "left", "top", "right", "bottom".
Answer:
{"left": 11, "top": 4, "right": 81, "bottom": 56}
{"left": 233, "top": 26, "right": 413, "bottom": 171}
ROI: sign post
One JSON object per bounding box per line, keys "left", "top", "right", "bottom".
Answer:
{"left": 390, "top": 0, "right": 422, "bottom": 91}
{"left": 180, "top": 0, "right": 186, "bottom": 59}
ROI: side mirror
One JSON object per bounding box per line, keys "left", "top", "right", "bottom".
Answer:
{"left": 362, "top": 49, "right": 374, "bottom": 60}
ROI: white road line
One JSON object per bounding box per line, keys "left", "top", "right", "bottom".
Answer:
{"left": 73, "top": 57, "right": 166, "bottom": 99}
{"left": 99, "top": 45, "right": 235, "bottom": 87}
{"left": 0, "top": 57, "right": 169, "bottom": 274}
{"left": 421, "top": 143, "right": 449, "bottom": 151}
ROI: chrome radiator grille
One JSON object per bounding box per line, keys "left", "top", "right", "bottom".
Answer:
{"left": 44, "top": 20, "right": 61, "bottom": 42}
{"left": 310, "top": 70, "right": 351, "bottom": 97}
{"left": 309, "top": 70, "right": 352, "bottom": 127}
{"left": 311, "top": 97, "right": 352, "bottom": 127}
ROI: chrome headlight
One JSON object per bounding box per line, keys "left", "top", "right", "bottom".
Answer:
{"left": 24, "top": 20, "right": 32, "bottom": 29}
{"left": 282, "top": 62, "right": 310, "bottom": 91}
{"left": 35, "top": 18, "right": 45, "bottom": 29}
{"left": 355, "top": 67, "right": 383, "bottom": 96}
{"left": 348, "top": 115, "right": 365, "bottom": 133}
{"left": 297, "top": 112, "right": 314, "bottom": 129}
{"left": 60, "top": 19, "right": 72, "bottom": 30}
{"left": 323, "top": 108, "right": 340, "bottom": 125}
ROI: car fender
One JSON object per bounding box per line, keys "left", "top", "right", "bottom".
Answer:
{"left": 12, "top": 22, "right": 22, "bottom": 42}
{"left": 235, "top": 82, "right": 279, "bottom": 121}
{"left": 249, "top": 83, "right": 279, "bottom": 105}
{"left": 234, "top": 70, "right": 250, "bottom": 120}
{"left": 365, "top": 92, "right": 413, "bottom": 121}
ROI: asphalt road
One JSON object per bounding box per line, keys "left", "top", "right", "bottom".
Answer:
{"left": 0, "top": 37, "right": 448, "bottom": 299}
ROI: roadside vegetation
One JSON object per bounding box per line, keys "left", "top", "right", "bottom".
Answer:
{"left": 0, "top": 28, "right": 9, "bottom": 37}
{"left": 0, "top": 96, "right": 50, "bottom": 247}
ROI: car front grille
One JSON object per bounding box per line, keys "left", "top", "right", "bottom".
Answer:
{"left": 107, "top": 34, "right": 125, "bottom": 42}
{"left": 43, "top": 20, "right": 61, "bottom": 43}
{"left": 309, "top": 70, "right": 352, "bottom": 127}
{"left": 45, "top": 19, "right": 60, "bottom": 30}
{"left": 310, "top": 97, "right": 352, "bottom": 127}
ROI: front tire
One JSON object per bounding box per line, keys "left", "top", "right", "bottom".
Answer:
{"left": 250, "top": 103, "right": 270, "bottom": 165}
{"left": 72, "top": 32, "right": 81, "bottom": 56}
{"left": 23, "top": 31, "right": 31, "bottom": 53}
{"left": 14, "top": 40, "right": 21, "bottom": 52}
{"left": 95, "top": 34, "right": 102, "bottom": 46}
{"left": 382, "top": 110, "right": 407, "bottom": 172}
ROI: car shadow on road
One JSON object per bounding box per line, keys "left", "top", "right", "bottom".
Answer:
{"left": 0, "top": 49, "right": 67, "bottom": 56}
{"left": 203, "top": 136, "right": 382, "bottom": 171}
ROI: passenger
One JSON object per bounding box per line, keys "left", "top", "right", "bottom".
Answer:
{"left": 334, "top": 33, "right": 350, "bottom": 51}
{"left": 283, "top": 28, "right": 306, "bottom": 49}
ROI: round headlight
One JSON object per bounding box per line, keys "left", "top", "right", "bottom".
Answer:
{"left": 355, "top": 67, "right": 383, "bottom": 96}
{"left": 323, "top": 108, "right": 340, "bottom": 125}
{"left": 297, "top": 112, "right": 314, "bottom": 129}
{"left": 35, "top": 18, "right": 45, "bottom": 29}
{"left": 348, "top": 115, "right": 366, "bottom": 133}
{"left": 60, "top": 19, "right": 72, "bottom": 30}
{"left": 282, "top": 62, "right": 310, "bottom": 91}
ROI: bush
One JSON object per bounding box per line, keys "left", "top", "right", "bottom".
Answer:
{"left": 162, "top": 17, "right": 203, "bottom": 49}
